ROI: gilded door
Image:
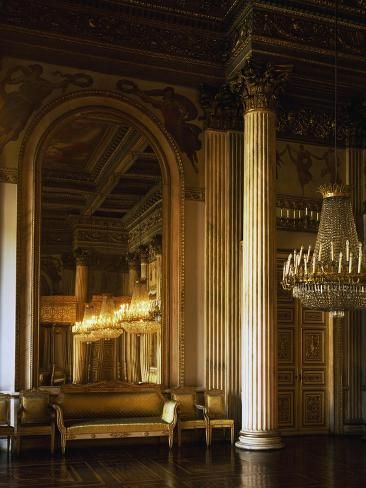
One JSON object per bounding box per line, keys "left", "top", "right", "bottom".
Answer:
{"left": 277, "top": 256, "right": 329, "bottom": 434}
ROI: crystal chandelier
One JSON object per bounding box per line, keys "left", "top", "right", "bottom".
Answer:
{"left": 72, "top": 295, "right": 124, "bottom": 341}
{"left": 117, "top": 280, "right": 161, "bottom": 334}
{"left": 91, "top": 294, "right": 124, "bottom": 340}
{"left": 282, "top": 184, "right": 366, "bottom": 317}
{"left": 72, "top": 303, "right": 99, "bottom": 341}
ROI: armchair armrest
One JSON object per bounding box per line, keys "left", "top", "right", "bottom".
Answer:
{"left": 161, "top": 400, "right": 178, "bottom": 427}
{"left": 51, "top": 404, "right": 66, "bottom": 433}
{"left": 17, "top": 406, "right": 24, "bottom": 426}
{"left": 195, "top": 404, "right": 207, "bottom": 419}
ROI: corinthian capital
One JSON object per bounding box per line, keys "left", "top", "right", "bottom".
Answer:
{"left": 74, "top": 248, "right": 90, "bottom": 267}
{"left": 231, "top": 58, "right": 292, "bottom": 112}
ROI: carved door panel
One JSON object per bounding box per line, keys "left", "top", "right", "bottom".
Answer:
{"left": 299, "top": 309, "right": 329, "bottom": 431}
{"left": 277, "top": 256, "right": 297, "bottom": 431}
{"left": 277, "top": 255, "right": 329, "bottom": 434}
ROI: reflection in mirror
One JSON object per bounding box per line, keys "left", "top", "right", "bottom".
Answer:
{"left": 39, "top": 109, "right": 163, "bottom": 386}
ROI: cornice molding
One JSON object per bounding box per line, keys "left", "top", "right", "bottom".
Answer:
{"left": 0, "top": 167, "right": 18, "bottom": 184}
{"left": 0, "top": 0, "right": 227, "bottom": 64}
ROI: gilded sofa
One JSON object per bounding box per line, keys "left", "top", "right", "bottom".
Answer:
{"left": 52, "top": 385, "right": 177, "bottom": 454}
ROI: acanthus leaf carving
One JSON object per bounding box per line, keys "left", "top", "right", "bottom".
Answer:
{"left": 231, "top": 58, "right": 292, "bottom": 112}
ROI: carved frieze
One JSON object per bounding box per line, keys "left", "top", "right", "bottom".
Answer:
{"left": 277, "top": 106, "right": 348, "bottom": 145}
{"left": 40, "top": 295, "right": 79, "bottom": 324}
{"left": 253, "top": 8, "right": 366, "bottom": 59}
{"left": 128, "top": 207, "right": 163, "bottom": 250}
{"left": 70, "top": 216, "right": 128, "bottom": 255}
{"left": 0, "top": 1, "right": 227, "bottom": 63}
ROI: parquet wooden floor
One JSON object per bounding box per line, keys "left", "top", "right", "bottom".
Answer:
{"left": 0, "top": 436, "right": 365, "bottom": 487}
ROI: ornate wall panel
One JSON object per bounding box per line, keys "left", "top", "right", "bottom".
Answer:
{"left": 277, "top": 253, "right": 329, "bottom": 434}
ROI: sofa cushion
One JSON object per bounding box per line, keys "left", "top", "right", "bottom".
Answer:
{"left": 66, "top": 417, "right": 169, "bottom": 435}
{"left": 57, "top": 391, "right": 164, "bottom": 420}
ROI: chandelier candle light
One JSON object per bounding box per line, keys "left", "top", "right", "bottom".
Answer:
{"left": 282, "top": 184, "right": 366, "bottom": 317}
{"left": 117, "top": 280, "right": 161, "bottom": 334}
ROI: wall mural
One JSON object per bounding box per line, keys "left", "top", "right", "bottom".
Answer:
{"left": 43, "top": 116, "right": 112, "bottom": 172}
{"left": 0, "top": 63, "right": 93, "bottom": 152}
{"left": 277, "top": 142, "right": 342, "bottom": 196}
{"left": 117, "top": 80, "right": 202, "bottom": 172}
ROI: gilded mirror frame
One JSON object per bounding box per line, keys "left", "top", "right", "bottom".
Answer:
{"left": 16, "top": 91, "right": 185, "bottom": 389}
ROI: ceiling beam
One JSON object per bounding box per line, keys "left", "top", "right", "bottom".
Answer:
{"left": 82, "top": 129, "right": 148, "bottom": 215}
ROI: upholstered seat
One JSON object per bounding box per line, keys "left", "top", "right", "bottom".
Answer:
{"left": 52, "top": 387, "right": 177, "bottom": 454}
{"left": 205, "top": 389, "right": 234, "bottom": 446}
{"left": 171, "top": 388, "right": 207, "bottom": 446}
{"left": 16, "top": 390, "right": 55, "bottom": 454}
{"left": 0, "top": 394, "right": 15, "bottom": 454}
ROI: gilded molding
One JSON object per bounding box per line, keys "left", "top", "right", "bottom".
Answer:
{"left": 277, "top": 106, "right": 347, "bottom": 145}
{"left": 0, "top": 0, "right": 227, "bottom": 63}
{"left": 231, "top": 58, "right": 292, "bottom": 112}
{"left": 0, "top": 167, "right": 18, "bottom": 184}
{"left": 253, "top": 8, "right": 366, "bottom": 59}
{"left": 185, "top": 187, "right": 205, "bottom": 202}
{"left": 16, "top": 90, "right": 186, "bottom": 389}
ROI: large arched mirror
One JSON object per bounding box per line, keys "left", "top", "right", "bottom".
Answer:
{"left": 38, "top": 109, "right": 163, "bottom": 386}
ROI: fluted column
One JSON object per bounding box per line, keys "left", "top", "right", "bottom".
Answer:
{"left": 140, "top": 246, "right": 148, "bottom": 282}
{"left": 234, "top": 60, "right": 290, "bottom": 450}
{"left": 74, "top": 250, "right": 89, "bottom": 307}
{"left": 73, "top": 249, "right": 89, "bottom": 383}
{"left": 344, "top": 136, "right": 364, "bottom": 429}
{"left": 205, "top": 129, "right": 243, "bottom": 423}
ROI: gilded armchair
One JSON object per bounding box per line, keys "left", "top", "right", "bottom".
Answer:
{"left": 0, "top": 393, "right": 15, "bottom": 453}
{"left": 171, "top": 388, "right": 208, "bottom": 446}
{"left": 205, "top": 389, "right": 234, "bottom": 446}
{"left": 16, "top": 390, "right": 55, "bottom": 454}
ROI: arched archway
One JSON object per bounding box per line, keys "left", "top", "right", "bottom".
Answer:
{"left": 16, "top": 91, "right": 185, "bottom": 389}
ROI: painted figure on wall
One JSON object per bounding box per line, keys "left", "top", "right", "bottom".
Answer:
{"left": 0, "top": 64, "right": 93, "bottom": 152}
{"left": 319, "top": 148, "right": 341, "bottom": 182}
{"left": 117, "top": 80, "right": 201, "bottom": 172}
{"left": 286, "top": 144, "right": 314, "bottom": 194}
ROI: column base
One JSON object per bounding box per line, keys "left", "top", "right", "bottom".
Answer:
{"left": 235, "top": 430, "right": 284, "bottom": 451}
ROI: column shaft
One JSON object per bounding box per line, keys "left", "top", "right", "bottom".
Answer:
{"left": 205, "top": 130, "right": 243, "bottom": 422}
{"left": 236, "top": 109, "right": 283, "bottom": 449}
{"left": 344, "top": 149, "right": 363, "bottom": 428}
{"left": 75, "top": 263, "right": 88, "bottom": 304}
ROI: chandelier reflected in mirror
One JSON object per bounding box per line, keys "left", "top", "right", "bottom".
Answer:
{"left": 282, "top": 184, "right": 366, "bottom": 317}
{"left": 72, "top": 296, "right": 124, "bottom": 341}
{"left": 72, "top": 285, "right": 161, "bottom": 340}
{"left": 117, "top": 280, "right": 161, "bottom": 334}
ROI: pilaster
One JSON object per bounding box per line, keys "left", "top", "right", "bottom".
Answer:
{"left": 344, "top": 131, "right": 364, "bottom": 430}
{"left": 204, "top": 129, "right": 243, "bottom": 423}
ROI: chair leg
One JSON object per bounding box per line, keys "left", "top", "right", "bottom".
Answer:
{"left": 231, "top": 425, "right": 234, "bottom": 445}
{"left": 61, "top": 435, "right": 66, "bottom": 455}
{"left": 168, "top": 431, "right": 174, "bottom": 449}
{"left": 206, "top": 425, "right": 212, "bottom": 447}
{"left": 177, "top": 425, "right": 182, "bottom": 447}
{"left": 50, "top": 425, "right": 55, "bottom": 455}
{"left": 7, "top": 436, "right": 10, "bottom": 454}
